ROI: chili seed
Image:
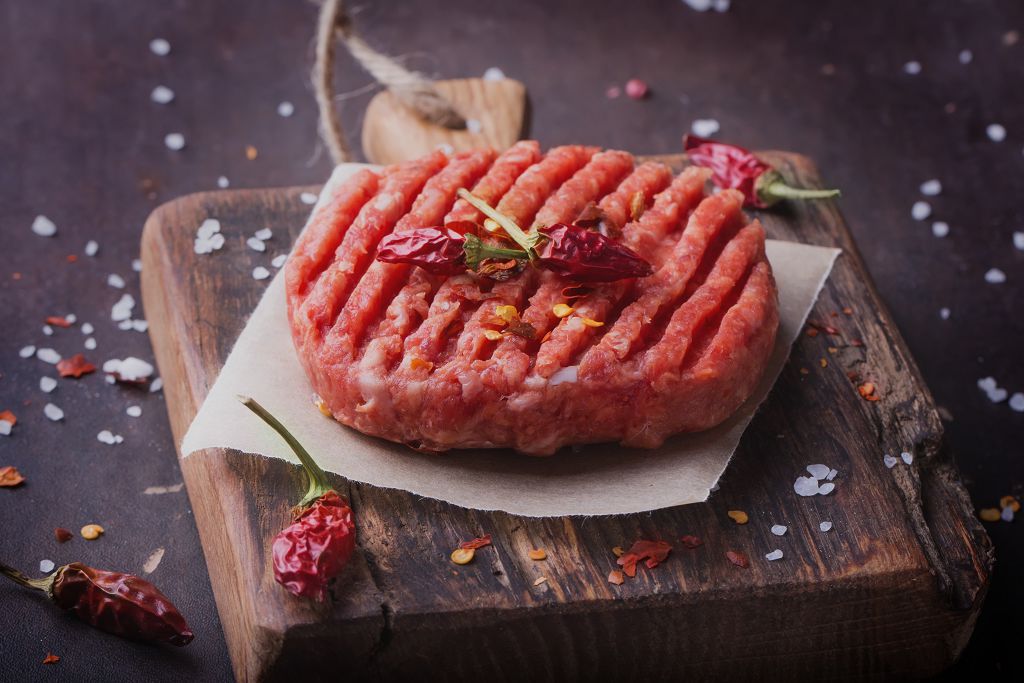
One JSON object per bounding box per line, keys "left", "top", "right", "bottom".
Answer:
{"left": 483, "top": 329, "right": 503, "bottom": 341}
{"left": 611, "top": 546, "right": 624, "bottom": 557}
{"left": 1000, "top": 496, "right": 1020, "bottom": 512}
{"left": 532, "top": 576, "right": 548, "bottom": 586}
{"left": 727, "top": 510, "right": 749, "bottom": 525}
{"left": 528, "top": 549, "right": 547, "bottom": 561}
{"left": 313, "top": 395, "right": 331, "bottom": 417}
{"left": 578, "top": 316, "right": 604, "bottom": 327}
{"left": 979, "top": 508, "right": 1001, "bottom": 522}
{"left": 552, "top": 303, "right": 574, "bottom": 318}
{"left": 495, "top": 305, "right": 518, "bottom": 322}
{"left": 81, "top": 524, "right": 105, "bottom": 540}
{"left": 450, "top": 548, "right": 475, "bottom": 565}
{"left": 607, "top": 570, "right": 624, "bottom": 585}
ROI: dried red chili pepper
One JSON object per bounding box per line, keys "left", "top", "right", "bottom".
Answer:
{"left": 376, "top": 227, "right": 470, "bottom": 275}
{"left": 684, "top": 134, "right": 840, "bottom": 208}
{"left": 0, "top": 560, "right": 193, "bottom": 645}
{"left": 537, "top": 223, "right": 653, "bottom": 282}
{"left": 239, "top": 396, "right": 356, "bottom": 602}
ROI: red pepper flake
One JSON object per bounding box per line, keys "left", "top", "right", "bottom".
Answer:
{"left": 54, "top": 527, "right": 73, "bottom": 543}
{"left": 805, "top": 327, "right": 819, "bottom": 338}
{"left": 67, "top": 254, "right": 78, "bottom": 263}
{"left": 858, "top": 382, "right": 881, "bottom": 402}
{"left": 42, "top": 653, "right": 60, "bottom": 665}
{"left": 725, "top": 550, "right": 750, "bottom": 568}
{"left": 842, "top": 307, "right": 853, "bottom": 316}
{"left": 616, "top": 540, "right": 671, "bottom": 578}
{"left": 850, "top": 338, "right": 864, "bottom": 348}
{"left": 1, "top": 466, "right": 26, "bottom": 488}
{"left": 0, "top": 410, "right": 17, "bottom": 426}
{"left": 607, "top": 569, "right": 624, "bottom": 585}
{"left": 45, "top": 316, "right": 73, "bottom": 328}
{"left": 459, "top": 534, "right": 492, "bottom": 551}
{"left": 57, "top": 354, "right": 96, "bottom": 379}
{"left": 679, "top": 535, "right": 703, "bottom": 549}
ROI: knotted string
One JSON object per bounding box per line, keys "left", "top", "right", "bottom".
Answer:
{"left": 314, "top": 0, "right": 465, "bottom": 164}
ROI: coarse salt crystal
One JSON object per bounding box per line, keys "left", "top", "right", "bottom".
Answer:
{"left": 794, "top": 476, "right": 819, "bottom": 497}
{"left": 989, "top": 388, "right": 1009, "bottom": 403}
{"left": 246, "top": 237, "right": 266, "bottom": 252}
{"left": 826, "top": 469, "right": 838, "bottom": 481}
{"left": 483, "top": 67, "right": 506, "bottom": 81}
{"left": 919, "top": 179, "right": 941, "bottom": 196}
{"left": 817, "top": 482, "right": 836, "bottom": 495}
{"left": 111, "top": 293, "right": 135, "bottom": 321}
{"left": 97, "top": 430, "right": 117, "bottom": 444}
{"left": 958, "top": 49, "right": 973, "bottom": 64}
{"left": 986, "top": 124, "right": 1006, "bottom": 142}
{"left": 770, "top": 524, "right": 788, "bottom": 536}
{"left": 1002, "top": 506, "right": 1015, "bottom": 522}
{"left": 984, "top": 268, "right": 1006, "bottom": 284}
{"left": 150, "top": 377, "right": 163, "bottom": 393}
{"left": 1013, "top": 232, "right": 1024, "bottom": 251}
{"left": 765, "top": 549, "right": 784, "bottom": 561}
{"left": 131, "top": 320, "right": 148, "bottom": 332}
{"left": 0, "top": 421, "right": 11, "bottom": 436}
{"left": 1009, "top": 393, "right": 1024, "bottom": 412}
{"left": 911, "top": 201, "right": 931, "bottom": 221}
{"left": 277, "top": 101, "right": 294, "bottom": 117}
{"left": 104, "top": 356, "right": 154, "bottom": 382}
{"left": 132, "top": 259, "right": 142, "bottom": 273}
{"left": 44, "top": 403, "right": 64, "bottom": 421}
{"left": 252, "top": 266, "right": 271, "bottom": 281}
{"left": 901, "top": 451, "right": 913, "bottom": 465}
{"left": 164, "top": 132, "right": 186, "bottom": 151}
{"left": 272, "top": 254, "right": 287, "bottom": 268}
{"left": 149, "top": 38, "right": 170, "bottom": 56}
{"left": 40, "top": 560, "right": 55, "bottom": 574}
{"left": 903, "top": 60, "right": 922, "bottom": 75}
{"left": 151, "top": 85, "right": 174, "bottom": 104}
{"left": 107, "top": 273, "right": 125, "bottom": 289}
{"left": 300, "top": 192, "right": 318, "bottom": 205}
{"left": 978, "top": 377, "right": 997, "bottom": 392}
{"left": 939, "top": 307, "right": 951, "bottom": 320}
{"left": 217, "top": 176, "right": 230, "bottom": 189}
{"left": 819, "top": 521, "right": 833, "bottom": 532}
{"left": 85, "top": 240, "right": 99, "bottom": 256}
{"left": 931, "top": 221, "right": 949, "bottom": 238}
{"left": 19, "top": 345, "right": 36, "bottom": 358}
{"left": 255, "top": 228, "right": 272, "bottom": 241}
{"left": 883, "top": 454, "right": 898, "bottom": 469}
{"left": 40, "top": 377, "right": 57, "bottom": 393}
{"left": 691, "top": 118, "right": 720, "bottom": 137}
{"left": 65, "top": 314, "right": 76, "bottom": 324}
{"left": 466, "top": 118, "right": 483, "bottom": 134}
{"left": 32, "top": 215, "right": 57, "bottom": 237}
{"left": 682, "top": 0, "right": 713, "bottom": 11}
{"left": 42, "top": 325, "right": 53, "bottom": 336}
{"left": 84, "top": 337, "right": 97, "bottom": 350}
{"left": 118, "top": 320, "right": 132, "bottom": 330}
{"left": 126, "top": 405, "right": 142, "bottom": 417}
{"left": 806, "top": 464, "right": 830, "bottom": 480}
{"left": 37, "top": 348, "right": 61, "bottom": 364}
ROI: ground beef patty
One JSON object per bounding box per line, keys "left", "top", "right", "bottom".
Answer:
{"left": 286, "top": 142, "right": 779, "bottom": 455}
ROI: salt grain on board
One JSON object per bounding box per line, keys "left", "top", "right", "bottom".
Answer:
{"left": 883, "top": 454, "right": 898, "bottom": 469}
{"left": 131, "top": 320, "right": 148, "bottom": 332}
{"left": 826, "top": 469, "right": 838, "bottom": 481}
{"left": 37, "top": 348, "right": 61, "bottom": 364}
{"left": 246, "top": 237, "right": 266, "bottom": 252}
{"left": 150, "top": 377, "right": 163, "bottom": 393}
{"left": 217, "top": 176, "right": 230, "bottom": 189}
{"left": 39, "top": 560, "right": 55, "bottom": 574}
{"left": 817, "top": 482, "right": 836, "bottom": 495}
{"left": 691, "top": 118, "right": 720, "bottom": 137}
{"left": 85, "top": 240, "right": 99, "bottom": 256}
{"left": 771, "top": 525, "right": 788, "bottom": 536}
{"left": 107, "top": 273, "right": 125, "bottom": 289}
{"left": 959, "top": 49, "right": 973, "bottom": 64}
{"left": 300, "top": 192, "right": 318, "bottom": 205}
{"left": 940, "top": 307, "right": 951, "bottom": 320}
{"left": 483, "top": 67, "right": 506, "bottom": 81}
{"left": 806, "top": 464, "right": 830, "bottom": 479}
{"left": 43, "top": 403, "right": 64, "bottom": 421}
{"left": 277, "top": 101, "right": 294, "bottom": 117}
{"left": 164, "top": 133, "right": 186, "bottom": 151}
{"left": 1007, "top": 393, "right": 1024, "bottom": 412}
{"left": 1013, "top": 232, "right": 1024, "bottom": 251}
{"left": 986, "top": 124, "right": 1006, "bottom": 142}
{"left": 253, "top": 266, "right": 271, "bottom": 281}
{"left": 126, "top": 405, "right": 142, "bottom": 418}
{"left": 97, "top": 430, "right": 118, "bottom": 444}
{"left": 132, "top": 259, "right": 142, "bottom": 272}
{"left": 0, "top": 421, "right": 11, "bottom": 436}
{"left": 919, "top": 179, "right": 941, "bottom": 196}
{"left": 151, "top": 86, "right": 175, "bottom": 104}
{"left": 255, "top": 228, "right": 272, "bottom": 241}
{"left": 111, "top": 293, "right": 135, "bottom": 321}
{"left": 32, "top": 215, "right": 57, "bottom": 237}
{"left": 903, "top": 60, "right": 922, "bottom": 75}
{"left": 911, "top": 201, "right": 931, "bottom": 221}
{"left": 143, "top": 548, "right": 165, "bottom": 574}
{"left": 149, "top": 38, "right": 170, "bottom": 56}
{"left": 40, "top": 377, "right": 57, "bottom": 393}
{"left": 819, "top": 521, "right": 833, "bottom": 532}
{"left": 84, "top": 337, "right": 97, "bottom": 350}
{"left": 271, "top": 254, "right": 287, "bottom": 268}
{"left": 794, "top": 476, "right": 820, "bottom": 497}
{"left": 984, "top": 268, "right": 1006, "bottom": 284}
{"left": 931, "top": 221, "right": 949, "bottom": 238}
{"left": 19, "top": 345, "right": 36, "bottom": 358}
{"left": 103, "top": 357, "right": 154, "bottom": 382}
{"left": 765, "top": 549, "right": 784, "bottom": 561}
{"left": 42, "top": 325, "right": 53, "bottom": 336}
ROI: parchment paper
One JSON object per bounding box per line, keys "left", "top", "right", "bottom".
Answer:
{"left": 181, "top": 165, "right": 840, "bottom": 517}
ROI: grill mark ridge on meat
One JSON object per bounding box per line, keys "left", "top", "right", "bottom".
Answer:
{"left": 286, "top": 144, "right": 779, "bottom": 455}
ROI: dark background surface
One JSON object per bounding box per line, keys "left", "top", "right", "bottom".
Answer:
{"left": 1, "top": 0, "right": 1020, "bottom": 680}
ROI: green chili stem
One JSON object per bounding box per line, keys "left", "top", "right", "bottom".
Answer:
{"left": 237, "top": 395, "right": 333, "bottom": 507}
{"left": 0, "top": 560, "right": 53, "bottom": 593}
{"left": 456, "top": 188, "right": 538, "bottom": 257}
{"left": 761, "top": 182, "right": 841, "bottom": 201}
{"left": 462, "top": 233, "right": 528, "bottom": 269}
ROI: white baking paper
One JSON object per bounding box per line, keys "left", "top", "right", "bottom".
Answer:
{"left": 181, "top": 165, "right": 840, "bottom": 517}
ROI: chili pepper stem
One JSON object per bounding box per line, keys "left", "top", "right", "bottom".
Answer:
{"left": 456, "top": 188, "right": 539, "bottom": 257}
{"left": 462, "top": 233, "right": 528, "bottom": 269}
{"left": 0, "top": 560, "right": 55, "bottom": 593}
{"left": 761, "top": 182, "right": 841, "bottom": 201}
{"left": 237, "top": 395, "right": 333, "bottom": 507}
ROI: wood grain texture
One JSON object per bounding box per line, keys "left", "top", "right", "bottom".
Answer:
{"left": 361, "top": 78, "right": 527, "bottom": 165}
{"left": 140, "top": 152, "right": 991, "bottom": 682}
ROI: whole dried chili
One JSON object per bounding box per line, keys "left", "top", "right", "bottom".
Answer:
{"left": 239, "top": 396, "right": 356, "bottom": 602}
{"left": 0, "top": 560, "right": 193, "bottom": 645}
{"left": 376, "top": 189, "right": 653, "bottom": 283}
{"left": 684, "top": 135, "right": 840, "bottom": 208}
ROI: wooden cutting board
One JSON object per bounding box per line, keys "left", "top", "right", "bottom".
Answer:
{"left": 141, "top": 152, "right": 991, "bottom": 681}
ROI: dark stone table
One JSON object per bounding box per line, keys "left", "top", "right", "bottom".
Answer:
{"left": 1, "top": 0, "right": 1020, "bottom": 679}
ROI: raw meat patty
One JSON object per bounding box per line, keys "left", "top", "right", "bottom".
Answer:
{"left": 286, "top": 142, "right": 779, "bottom": 455}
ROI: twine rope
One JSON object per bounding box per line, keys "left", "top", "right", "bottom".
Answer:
{"left": 314, "top": 0, "right": 465, "bottom": 164}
